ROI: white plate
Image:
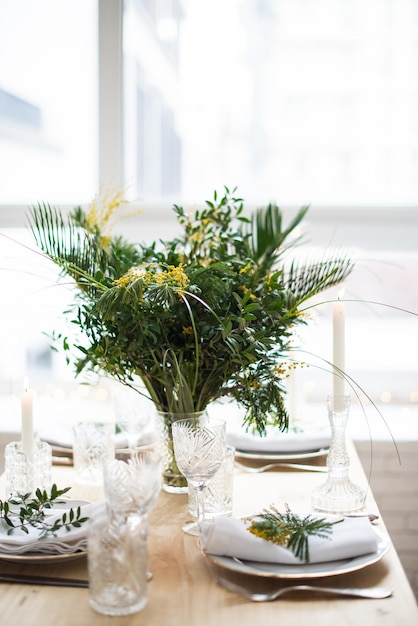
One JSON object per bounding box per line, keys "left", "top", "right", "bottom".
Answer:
{"left": 234, "top": 447, "right": 329, "bottom": 462}
{"left": 0, "top": 500, "right": 90, "bottom": 562}
{"left": 0, "top": 551, "right": 87, "bottom": 564}
{"left": 203, "top": 528, "right": 389, "bottom": 579}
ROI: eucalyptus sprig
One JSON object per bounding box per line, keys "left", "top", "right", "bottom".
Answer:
{"left": 246, "top": 504, "right": 342, "bottom": 563}
{"left": 0, "top": 484, "right": 89, "bottom": 537}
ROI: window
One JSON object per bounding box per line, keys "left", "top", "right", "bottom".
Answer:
{"left": 0, "top": 0, "right": 417, "bottom": 423}
{"left": 1, "top": 0, "right": 418, "bottom": 208}
{"left": 123, "top": 0, "right": 418, "bottom": 206}
{"left": 0, "top": 0, "right": 97, "bottom": 205}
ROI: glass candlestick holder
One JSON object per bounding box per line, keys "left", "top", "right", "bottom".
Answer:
{"left": 4, "top": 440, "right": 52, "bottom": 497}
{"left": 311, "top": 395, "right": 366, "bottom": 513}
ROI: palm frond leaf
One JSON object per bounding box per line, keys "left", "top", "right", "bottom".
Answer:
{"left": 285, "top": 253, "right": 354, "bottom": 301}
{"left": 245, "top": 203, "right": 309, "bottom": 270}
{"left": 28, "top": 202, "right": 106, "bottom": 293}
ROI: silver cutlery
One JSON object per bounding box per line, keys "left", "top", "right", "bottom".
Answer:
{"left": 217, "top": 576, "right": 392, "bottom": 601}
{"left": 0, "top": 573, "right": 88, "bottom": 588}
{"left": 52, "top": 455, "right": 73, "bottom": 466}
{"left": 235, "top": 460, "right": 327, "bottom": 473}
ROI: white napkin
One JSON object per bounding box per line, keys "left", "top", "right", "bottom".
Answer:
{"left": 200, "top": 515, "right": 378, "bottom": 564}
{"left": 226, "top": 424, "right": 331, "bottom": 453}
{"left": 0, "top": 501, "right": 103, "bottom": 555}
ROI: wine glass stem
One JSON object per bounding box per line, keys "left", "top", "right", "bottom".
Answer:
{"left": 126, "top": 435, "right": 138, "bottom": 454}
{"left": 194, "top": 485, "right": 206, "bottom": 527}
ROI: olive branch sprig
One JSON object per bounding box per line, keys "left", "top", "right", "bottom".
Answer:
{"left": 0, "top": 484, "right": 89, "bottom": 537}
{"left": 246, "top": 504, "right": 343, "bottom": 563}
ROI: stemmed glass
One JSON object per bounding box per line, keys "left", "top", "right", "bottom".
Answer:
{"left": 172, "top": 416, "right": 226, "bottom": 536}
{"left": 104, "top": 449, "right": 163, "bottom": 518}
{"left": 103, "top": 449, "right": 163, "bottom": 582}
{"left": 112, "top": 383, "right": 152, "bottom": 454}
{"left": 88, "top": 450, "right": 162, "bottom": 615}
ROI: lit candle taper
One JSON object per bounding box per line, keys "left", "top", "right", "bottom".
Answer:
{"left": 21, "top": 378, "right": 34, "bottom": 452}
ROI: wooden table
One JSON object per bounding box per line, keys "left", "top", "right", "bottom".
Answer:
{"left": 0, "top": 448, "right": 417, "bottom": 626}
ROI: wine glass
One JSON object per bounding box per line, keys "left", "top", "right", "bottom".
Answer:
{"left": 103, "top": 449, "right": 163, "bottom": 581}
{"left": 111, "top": 383, "right": 152, "bottom": 454}
{"left": 172, "top": 416, "right": 226, "bottom": 536}
{"left": 104, "top": 449, "right": 162, "bottom": 517}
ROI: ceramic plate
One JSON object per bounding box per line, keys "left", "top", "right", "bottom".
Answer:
{"left": 234, "top": 447, "right": 329, "bottom": 462}
{"left": 0, "top": 551, "right": 87, "bottom": 564}
{"left": 203, "top": 528, "right": 389, "bottom": 579}
{"left": 0, "top": 500, "right": 90, "bottom": 564}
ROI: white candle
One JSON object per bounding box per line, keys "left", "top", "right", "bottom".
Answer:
{"left": 21, "top": 381, "right": 34, "bottom": 452}
{"left": 333, "top": 298, "right": 345, "bottom": 406}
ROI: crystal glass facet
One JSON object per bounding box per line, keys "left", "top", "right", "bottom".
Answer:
{"left": 172, "top": 416, "right": 226, "bottom": 535}
{"left": 155, "top": 410, "right": 207, "bottom": 494}
{"left": 73, "top": 420, "right": 115, "bottom": 485}
{"left": 104, "top": 450, "right": 162, "bottom": 518}
{"left": 88, "top": 508, "right": 148, "bottom": 616}
{"left": 188, "top": 444, "right": 234, "bottom": 519}
{"left": 4, "top": 440, "right": 52, "bottom": 497}
{"left": 88, "top": 450, "right": 162, "bottom": 615}
{"left": 311, "top": 395, "right": 366, "bottom": 513}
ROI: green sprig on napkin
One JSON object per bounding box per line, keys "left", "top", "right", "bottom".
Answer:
{"left": 0, "top": 484, "right": 89, "bottom": 537}
{"left": 246, "top": 505, "right": 343, "bottom": 563}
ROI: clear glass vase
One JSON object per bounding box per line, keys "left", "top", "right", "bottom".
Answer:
{"left": 311, "top": 395, "right": 366, "bottom": 513}
{"left": 155, "top": 410, "right": 207, "bottom": 494}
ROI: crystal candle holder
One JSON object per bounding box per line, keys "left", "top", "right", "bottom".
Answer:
{"left": 4, "top": 440, "right": 52, "bottom": 497}
{"left": 311, "top": 395, "right": 366, "bottom": 513}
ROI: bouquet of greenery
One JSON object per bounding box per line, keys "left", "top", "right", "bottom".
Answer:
{"left": 29, "top": 186, "right": 353, "bottom": 434}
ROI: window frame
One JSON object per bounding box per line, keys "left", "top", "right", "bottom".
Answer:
{"left": 0, "top": 0, "right": 417, "bottom": 254}
{"left": 0, "top": 0, "right": 417, "bottom": 409}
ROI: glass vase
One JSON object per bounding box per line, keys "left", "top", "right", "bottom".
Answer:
{"left": 311, "top": 395, "right": 366, "bottom": 513}
{"left": 155, "top": 410, "right": 206, "bottom": 494}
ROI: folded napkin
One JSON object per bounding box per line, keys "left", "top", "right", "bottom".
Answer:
{"left": 200, "top": 515, "right": 378, "bottom": 564}
{"left": 226, "top": 424, "right": 331, "bottom": 453}
{"left": 0, "top": 501, "right": 103, "bottom": 555}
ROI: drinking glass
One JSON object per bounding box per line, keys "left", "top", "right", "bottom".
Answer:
{"left": 88, "top": 450, "right": 162, "bottom": 615}
{"left": 88, "top": 508, "right": 148, "bottom": 616}
{"left": 172, "top": 416, "right": 226, "bottom": 536}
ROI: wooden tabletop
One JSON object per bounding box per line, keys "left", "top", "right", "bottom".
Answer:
{"left": 0, "top": 448, "right": 417, "bottom": 626}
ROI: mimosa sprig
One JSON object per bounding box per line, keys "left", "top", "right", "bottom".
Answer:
{"left": 246, "top": 504, "right": 342, "bottom": 562}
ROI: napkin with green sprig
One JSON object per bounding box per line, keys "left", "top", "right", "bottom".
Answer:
{"left": 200, "top": 505, "right": 378, "bottom": 564}
{"left": 0, "top": 485, "right": 99, "bottom": 555}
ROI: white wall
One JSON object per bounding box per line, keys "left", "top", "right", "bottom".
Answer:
{"left": 355, "top": 439, "right": 418, "bottom": 601}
